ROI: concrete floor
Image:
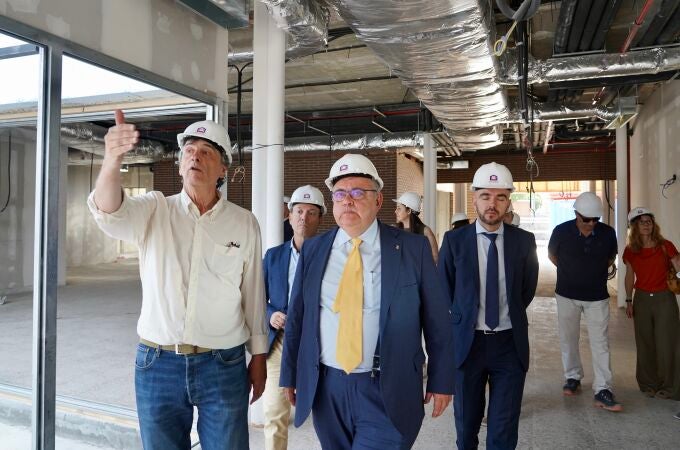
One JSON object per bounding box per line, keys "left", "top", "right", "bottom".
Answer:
{"left": 1, "top": 258, "right": 679, "bottom": 448}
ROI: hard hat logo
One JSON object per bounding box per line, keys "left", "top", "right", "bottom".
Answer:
{"left": 490, "top": 175, "right": 498, "bottom": 182}
{"left": 304, "top": 193, "right": 311, "bottom": 199}
{"left": 340, "top": 164, "right": 349, "bottom": 172}
{"left": 196, "top": 127, "right": 206, "bottom": 133}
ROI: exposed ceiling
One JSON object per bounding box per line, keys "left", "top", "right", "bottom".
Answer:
{"left": 223, "top": 0, "right": 680, "bottom": 158}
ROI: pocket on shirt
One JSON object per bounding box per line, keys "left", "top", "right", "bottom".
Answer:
{"left": 211, "top": 245, "right": 245, "bottom": 280}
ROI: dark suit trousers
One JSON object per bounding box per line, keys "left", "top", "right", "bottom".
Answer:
{"left": 454, "top": 330, "right": 526, "bottom": 450}
{"left": 312, "top": 365, "right": 404, "bottom": 450}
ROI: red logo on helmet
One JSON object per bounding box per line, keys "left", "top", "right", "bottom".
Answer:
{"left": 196, "top": 127, "right": 207, "bottom": 133}
{"left": 339, "top": 164, "right": 348, "bottom": 172}
{"left": 303, "top": 193, "right": 311, "bottom": 199}
{"left": 489, "top": 175, "right": 498, "bottom": 182}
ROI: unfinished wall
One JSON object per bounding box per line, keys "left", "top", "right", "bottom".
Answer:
{"left": 629, "top": 80, "right": 680, "bottom": 247}
{"left": 0, "top": 0, "right": 229, "bottom": 101}
{"left": 0, "top": 128, "right": 67, "bottom": 293}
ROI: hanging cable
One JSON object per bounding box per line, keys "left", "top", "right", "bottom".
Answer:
{"left": 660, "top": 174, "right": 676, "bottom": 199}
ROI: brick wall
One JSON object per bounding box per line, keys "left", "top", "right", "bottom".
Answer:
{"left": 437, "top": 149, "right": 616, "bottom": 183}
{"left": 154, "top": 147, "right": 614, "bottom": 228}
{"left": 152, "top": 160, "right": 183, "bottom": 196}
{"left": 396, "top": 153, "right": 424, "bottom": 197}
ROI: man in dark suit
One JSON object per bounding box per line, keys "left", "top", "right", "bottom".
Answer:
{"left": 439, "top": 162, "right": 539, "bottom": 450}
{"left": 262, "top": 185, "right": 326, "bottom": 450}
{"left": 280, "top": 154, "right": 454, "bottom": 449}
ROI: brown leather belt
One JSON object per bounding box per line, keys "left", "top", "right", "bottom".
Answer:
{"left": 140, "top": 338, "right": 213, "bottom": 355}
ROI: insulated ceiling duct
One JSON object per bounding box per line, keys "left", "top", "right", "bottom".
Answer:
{"left": 499, "top": 46, "right": 680, "bottom": 85}
{"left": 61, "top": 124, "right": 170, "bottom": 164}
{"left": 324, "top": 0, "right": 508, "bottom": 150}
{"left": 229, "top": 0, "right": 330, "bottom": 63}
{"left": 240, "top": 131, "right": 422, "bottom": 152}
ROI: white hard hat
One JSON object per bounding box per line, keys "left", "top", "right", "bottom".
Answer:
{"left": 288, "top": 185, "right": 327, "bottom": 215}
{"left": 324, "top": 154, "right": 384, "bottom": 191}
{"left": 628, "top": 206, "right": 653, "bottom": 223}
{"left": 511, "top": 211, "right": 520, "bottom": 226}
{"left": 471, "top": 162, "right": 515, "bottom": 191}
{"left": 392, "top": 192, "right": 421, "bottom": 212}
{"left": 283, "top": 195, "right": 291, "bottom": 203}
{"left": 573, "top": 192, "right": 603, "bottom": 218}
{"left": 451, "top": 212, "right": 469, "bottom": 224}
{"left": 177, "top": 120, "right": 232, "bottom": 164}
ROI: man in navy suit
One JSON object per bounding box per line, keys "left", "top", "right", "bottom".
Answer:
{"left": 439, "top": 162, "right": 539, "bottom": 450}
{"left": 262, "top": 185, "right": 326, "bottom": 450}
{"left": 280, "top": 154, "right": 454, "bottom": 449}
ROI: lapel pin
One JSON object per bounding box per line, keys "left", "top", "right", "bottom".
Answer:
{"left": 395, "top": 244, "right": 400, "bottom": 250}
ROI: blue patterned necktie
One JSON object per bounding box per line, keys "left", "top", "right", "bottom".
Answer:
{"left": 483, "top": 233, "right": 499, "bottom": 330}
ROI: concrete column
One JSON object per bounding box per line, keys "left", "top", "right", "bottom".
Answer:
{"left": 423, "top": 134, "right": 436, "bottom": 228}
{"left": 265, "top": 12, "right": 286, "bottom": 251}
{"left": 251, "top": 0, "right": 270, "bottom": 249}
{"left": 589, "top": 180, "right": 597, "bottom": 193}
{"left": 615, "top": 126, "right": 628, "bottom": 308}
{"left": 249, "top": 0, "right": 285, "bottom": 426}
{"left": 454, "top": 183, "right": 466, "bottom": 214}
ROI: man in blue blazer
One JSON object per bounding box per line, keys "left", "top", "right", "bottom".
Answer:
{"left": 439, "top": 162, "right": 539, "bottom": 450}
{"left": 280, "top": 154, "right": 454, "bottom": 449}
{"left": 262, "top": 185, "right": 326, "bottom": 450}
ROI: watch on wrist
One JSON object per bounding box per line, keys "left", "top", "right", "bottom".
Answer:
{"left": 676, "top": 271, "right": 680, "bottom": 279}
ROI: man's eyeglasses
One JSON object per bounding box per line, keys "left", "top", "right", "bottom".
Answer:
{"left": 577, "top": 212, "right": 600, "bottom": 223}
{"left": 332, "top": 188, "right": 377, "bottom": 202}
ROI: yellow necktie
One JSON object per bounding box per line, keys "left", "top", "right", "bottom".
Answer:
{"left": 333, "top": 237, "right": 363, "bottom": 374}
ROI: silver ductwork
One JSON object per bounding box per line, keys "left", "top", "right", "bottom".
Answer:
{"left": 61, "top": 124, "right": 170, "bottom": 164}
{"left": 240, "top": 131, "right": 423, "bottom": 153}
{"left": 507, "top": 103, "right": 624, "bottom": 122}
{"left": 228, "top": 0, "right": 330, "bottom": 64}
{"left": 325, "top": 0, "right": 508, "bottom": 150}
{"left": 500, "top": 46, "right": 680, "bottom": 85}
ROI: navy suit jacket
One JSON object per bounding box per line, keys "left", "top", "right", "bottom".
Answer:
{"left": 438, "top": 223, "right": 539, "bottom": 372}
{"left": 263, "top": 241, "right": 293, "bottom": 353}
{"left": 280, "top": 222, "right": 454, "bottom": 448}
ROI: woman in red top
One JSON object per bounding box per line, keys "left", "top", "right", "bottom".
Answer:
{"left": 623, "top": 207, "right": 680, "bottom": 400}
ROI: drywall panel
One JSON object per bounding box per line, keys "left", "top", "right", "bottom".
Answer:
{"left": 629, "top": 80, "right": 680, "bottom": 247}
{"left": 0, "top": 0, "right": 229, "bottom": 100}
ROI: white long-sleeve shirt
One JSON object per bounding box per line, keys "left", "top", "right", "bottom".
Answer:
{"left": 87, "top": 189, "right": 268, "bottom": 354}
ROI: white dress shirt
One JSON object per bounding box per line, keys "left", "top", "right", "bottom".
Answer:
{"left": 287, "top": 239, "right": 300, "bottom": 303}
{"left": 475, "top": 220, "right": 512, "bottom": 331}
{"left": 87, "top": 189, "right": 268, "bottom": 354}
{"left": 319, "top": 220, "right": 381, "bottom": 372}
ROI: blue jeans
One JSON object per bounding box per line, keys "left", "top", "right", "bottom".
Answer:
{"left": 135, "top": 343, "right": 249, "bottom": 450}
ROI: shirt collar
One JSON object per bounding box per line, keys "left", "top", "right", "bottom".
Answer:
{"left": 180, "top": 189, "right": 224, "bottom": 220}
{"left": 475, "top": 220, "right": 504, "bottom": 236}
{"left": 334, "top": 219, "right": 379, "bottom": 249}
{"left": 571, "top": 219, "right": 596, "bottom": 237}
{"left": 289, "top": 238, "right": 300, "bottom": 254}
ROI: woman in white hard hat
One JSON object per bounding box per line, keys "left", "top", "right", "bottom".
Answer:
{"left": 622, "top": 207, "right": 680, "bottom": 403}
{"left": 394, "top": 191, "right": 439, "bottom": 263}
{"left": 451, "top": 212, "right": 470, "bottom": 230}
